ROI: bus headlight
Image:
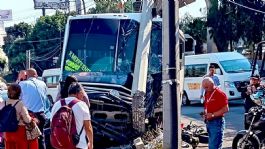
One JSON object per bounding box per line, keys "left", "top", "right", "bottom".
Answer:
{"left": 224, "top": 81, "right": 236, "bottom": 88}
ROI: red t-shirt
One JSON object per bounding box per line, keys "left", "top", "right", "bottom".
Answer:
{"left": 204, "top": 87, "right": 228, "bottom": 117}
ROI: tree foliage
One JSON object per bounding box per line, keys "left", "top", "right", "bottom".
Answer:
{"left": 3, "top": 11, "right": 68, "bottom": 78}
{"left": 208, "top": 0, "right": 265, "bottom": 51}
{"left": 89, "top": 0, "right": 133, "bottom": 13}
{"left": 180, "top": 14, "right": 207, "bottom": 54}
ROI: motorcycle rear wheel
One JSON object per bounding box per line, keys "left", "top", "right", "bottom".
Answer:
{"left": 232, "top": 133, "right": 260, "bottom": 149}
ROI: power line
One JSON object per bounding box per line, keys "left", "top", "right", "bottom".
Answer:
{"left": 227, "top": 0, "right": 265, "bottom": 14}
{"left": 32, "top": 45, "right": 61, "bottom": 60}
{"left": 32, "top": 47, "right": 60, "bottom": 61}
{"left": 31, "top": 60, "right": 43, "bottom": 71}
{"left": 10, "top": 37, "right": 63, "bottom": 44}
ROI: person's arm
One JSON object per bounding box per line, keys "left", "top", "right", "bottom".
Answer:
{"left": 206, "top": 105, "right": 229, "bottom": 119}
{"left": 19, "top": 102, "right": 32, "bottom": 123}
{"left": 84, "top": 120, "right": 93, "bottom": 149}
{"left": 200, "top": 85, "right": 205, "bottom": 99}
{"left": 82, "top": 90, "right": 90, "bottom": 107}
{"left": 215, "top": 76, "right": 221, "bottom": 87}
{"left": 200, "top": 75, "right": 207, "bottom": 98}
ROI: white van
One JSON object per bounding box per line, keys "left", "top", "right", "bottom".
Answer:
{"left": 182, "top": 52, "right": 254, "bottom": 105}
{"left": 42, "top": 68, "right": 61, "bottom": 103}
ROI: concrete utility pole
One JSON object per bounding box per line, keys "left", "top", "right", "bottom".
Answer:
{"left": 42, "top": 8, "right": 46, "bottom": 16}
{"left": 131, "top": 0, "right": 154, "bottom": 133}
{"left": 162, "top": 0, "right": 181, "bottom": 148}
{"left": 76, "top": 0, "right": 82, "bottom": 15}
{"left": 26, "top": 50, "right": 31, "bottom": 69}
{"left": 81, "top": 0, "right": 86, "bottom": 14}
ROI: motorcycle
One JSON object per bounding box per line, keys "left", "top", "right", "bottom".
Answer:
{"left": 232, "top": 86, "right": 265, "bottom": 149}
{"left": 182, "top": 121, "right": 208, "bottom": 149}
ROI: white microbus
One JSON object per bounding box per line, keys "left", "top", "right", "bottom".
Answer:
{"left": 182, "top": 52, "right": 255, "bottom": 105}
{"left": 42, "top": 68, "right": 61, "bottom": 102}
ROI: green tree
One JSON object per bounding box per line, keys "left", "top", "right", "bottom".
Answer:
{"left": 3, "top": 22, "right": 33, "bottom": 73}
{"left": 3, "top": 12, "right": 68, "bottom": 77}
{"left": 89, "top": 0, "right": 133, "bottom": 13}
{"left": 29, "top": 11, "right": 68, "bottom": 73}
{"left": 207, "top": 0, "right": 265, "bottom": 51}
{"left": 180, "top": 14, "right": 207, "bottom": 54}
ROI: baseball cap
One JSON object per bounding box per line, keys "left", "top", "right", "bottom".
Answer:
{"left": 250, "top": 74, "right": 260, "bottom": 80}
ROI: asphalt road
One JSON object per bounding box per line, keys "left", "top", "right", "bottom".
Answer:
{"left": 181, "top": 100, "right": 245, "bottom": 149}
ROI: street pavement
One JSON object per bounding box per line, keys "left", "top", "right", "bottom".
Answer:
{"left": 181, "top": 100, "right": 245, "bottom": 149}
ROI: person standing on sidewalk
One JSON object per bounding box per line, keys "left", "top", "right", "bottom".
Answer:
{"left": 51, "top": 82, "right": 93, "bottom": 149}
{"left": 2, "top": 84, "right": 38, "bottom": 149}
{"left": 202, "top": 77, "right": 229, "bottom": 149}
{"left": 16, "top": 70, "right": 27, "bottom": 83}
{"left": 200, "top": 65, "right": 221, "bottom": 101}
{"left": 56, "top": 75, "right": 90, "bottom": 107}
{"left": 19, "top": 68, "right": 47, "bottom": 149}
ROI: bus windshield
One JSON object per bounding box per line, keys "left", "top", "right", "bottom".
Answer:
{"left": 63, "top": 18, "right": 139, "bottom": 74}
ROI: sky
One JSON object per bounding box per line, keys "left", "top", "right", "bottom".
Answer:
{"left": 0, "top": 0, "right": 96, "bottom": 27}
{"left": 0, "top": 0, "right": 206, "bottom": 28}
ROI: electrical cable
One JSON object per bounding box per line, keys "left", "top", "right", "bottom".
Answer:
{"left": 227, "top": 0, "right": 265, "bottom": 14}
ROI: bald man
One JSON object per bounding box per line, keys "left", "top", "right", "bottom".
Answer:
{"left": 202, "top": 77, "right": 229, "bottom": 149}
{"left": 19, "top": 68, "right": 47, "bottom": 149}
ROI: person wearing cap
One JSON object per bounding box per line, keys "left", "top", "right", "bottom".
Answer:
{"left": 245, "top": 74, "right": 261, "bottom": 113}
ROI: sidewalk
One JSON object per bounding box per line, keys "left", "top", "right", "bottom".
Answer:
{"left": 182, "top": 116, "right": 233, "bottom": 149}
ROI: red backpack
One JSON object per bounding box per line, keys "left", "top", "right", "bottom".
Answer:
{"left": 50, "top": 99, "right": 82, "bottom": 149}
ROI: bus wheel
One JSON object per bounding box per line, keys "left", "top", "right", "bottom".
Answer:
{"left": 182, "top": 92, "right": 190, "bottom": 106}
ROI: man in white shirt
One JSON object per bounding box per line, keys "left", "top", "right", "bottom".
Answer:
{"left": 200, "top": 65, "right": 221, "bottom": 102}
{"left": 51, "top": 82, "right": 93, "bottom": 149}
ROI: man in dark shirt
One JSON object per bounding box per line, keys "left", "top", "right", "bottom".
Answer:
{"left": 244, "top": 74, "right": 261, "bottom": 113}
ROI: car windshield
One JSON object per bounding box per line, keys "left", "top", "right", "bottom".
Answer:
{"left": 220, "top": 59, "right": 251, "bottom": 73}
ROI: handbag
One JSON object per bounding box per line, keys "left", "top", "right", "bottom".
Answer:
{"left": 25, "top": 121, "right": 42, "bottom": 140}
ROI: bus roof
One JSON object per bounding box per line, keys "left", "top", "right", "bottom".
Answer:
{"left": 67, "top": 13, "right": 164, "bottom": 23}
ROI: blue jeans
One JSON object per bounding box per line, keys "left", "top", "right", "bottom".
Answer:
{"left": 206, "top": 117, "right": 225, "bottom": 149}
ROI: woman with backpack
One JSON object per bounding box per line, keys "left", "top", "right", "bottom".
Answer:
{"left": 0, "top": 84, "right": 38, "bottom": 149}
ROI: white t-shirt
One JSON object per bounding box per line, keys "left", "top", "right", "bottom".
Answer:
{"left": 50, "top": 97, "right": 91, "bottom": 149}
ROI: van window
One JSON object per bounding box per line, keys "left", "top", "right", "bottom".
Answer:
{"left": 43, "top": 76, "right": 59, "bottom": 88}
{"left": 210, "top": 63, "right": 223, "bottom": 75}
{"left": 185, "top": 64, "right": 207, "bottom": 77}
{"left": 220, "top": 59, "right": 251, "bottom": 73}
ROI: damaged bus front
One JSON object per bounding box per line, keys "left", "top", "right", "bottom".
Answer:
{"left": 61, "top": 13, "right": 185, "bottom": 146}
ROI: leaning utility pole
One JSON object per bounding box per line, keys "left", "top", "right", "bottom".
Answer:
{"left": 162, "top": 0, "right": 181, "bottom": 148}
{"left": 26, "top": 50, "right": 31, "bottom": 69}
{"left": 76, "top": 0, "right": 82, "bottom": 15}
{"left": 81, "top": 0, "right": 86, "bottom": 14}
{"left": 131, "top": 0, "right": 154, "bottom": 133}
{"left": 42, "top": 8, "right": 46, "bottom": 16}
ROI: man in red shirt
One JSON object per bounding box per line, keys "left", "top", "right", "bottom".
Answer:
{"left": 202, "top": 77, "right": 229, "bottom": 149}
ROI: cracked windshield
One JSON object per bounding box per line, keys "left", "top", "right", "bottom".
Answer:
{"left": 63, "top": 18, "right": 138, "bottom": 74}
